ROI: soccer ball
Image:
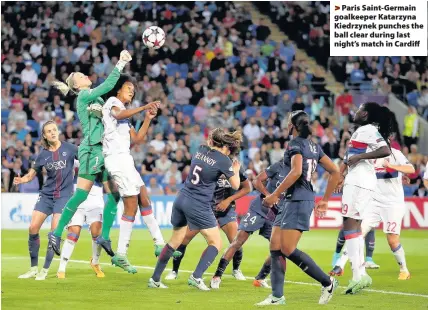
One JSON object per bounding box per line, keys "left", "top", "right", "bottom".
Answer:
{"left": 142, "top": 26, "right": 165, "bottom": 49}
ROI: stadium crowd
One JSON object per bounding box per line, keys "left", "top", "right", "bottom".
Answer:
{"left": 1, "top": 1, "right": 427, "bottom": 197}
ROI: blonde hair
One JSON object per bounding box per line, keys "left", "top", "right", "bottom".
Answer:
{"left": 52, "top": 73, "right": 77, "bottom": 96}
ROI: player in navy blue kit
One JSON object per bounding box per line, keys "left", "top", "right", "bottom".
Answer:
{"left": 211, "top": 160, "right": 289, "bottom": 289}
{"left": 164, "top": 165, "right": 251, "bottom": 281}
{"left": 256, "top": 111, "right": 341, "bottom": 305}
{"left": 148, "top": 128, "right": 242, "bottom": 290}
{"left": 14, "top": 120, "right": 78, "bottom": 281}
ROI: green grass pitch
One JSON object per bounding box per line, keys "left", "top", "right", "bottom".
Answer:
{"left": 2, "top": 229, "right": 428, "bottom": 309}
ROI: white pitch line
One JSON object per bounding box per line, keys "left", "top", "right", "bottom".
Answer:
{"left": 3, "top": 256, "right": 428, "bottom": 299}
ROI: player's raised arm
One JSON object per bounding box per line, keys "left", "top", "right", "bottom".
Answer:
{"left": 217, "top": 168, "right": 252, "bottom": 211}
{"left": 228, "top": 160, "right": 241, "bottom": 190}
{"left": 112, "top": 101, "right": 160, "bottom": 121}
{"left": 130, "top": 108, "right": 158, "bottom": 144}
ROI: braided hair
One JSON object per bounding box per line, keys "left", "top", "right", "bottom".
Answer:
{"left": 290, "top": 110, "right": 311, "bottom": 138}
{"left": 360, "top": 102, "right": 393, "bottom": 145}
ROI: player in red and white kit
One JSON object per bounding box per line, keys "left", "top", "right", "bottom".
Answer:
{"left": 332, "top": 146, "right": 414, "bottom": 281}
{"left": 336, "top": 102, "right": 392, "bottom": 294}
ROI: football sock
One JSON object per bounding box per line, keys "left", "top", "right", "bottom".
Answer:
{"left": 101, "top": 192, "right": 120, "bottom": 240}
{"left": 214, "top": 257, "right": 230, "bottom": 278}
{"left": 91, "top": 235, "right": 102, "bottom": 264}
{"left": 172, "top": 244, "right": 187, "bottom": 273}
{"left": 358, "top": 235, "right": 367, "bottom": 276}
{"left": 53, "top": 189, "right": 89, "bottom": 237}
{"left": 29, "top": 233, "right": 40, "bottom": 267}
{"left": 58, "top": 233, "right": 78, "bottom": 272}
{"left": 232, "top": 248, "right": 243, "bottom": 270}
{"left": 344, "top": 230, "right": 362, "bottom": 281}
{"left": 392, "top": 244, "right": 408, "bottom": 272}
{"left": 335, "top": 228, "right": 345, "bottom": 254}
{"left": 365, "top": 229, "right": 375, "bottom": 259}
{"left": 255, "top": 256, "right": 272, "bottom": 280}
{"left": 117, "top": 215, "right": 134, "bottom": 255}
{"left": 141, "top": 211, "right": 165, "bottom": 246}
{"left": 193, "top": 245, "right": 218, "bottom": 279}
{"left": 43, "top": 235, "right": 56, "bottom": 269}
{"left": 270, "top": 250, "right": 286, "bottom": 298}
{"left": 286, "top": 248, "right": 331, "bottom": 287}
{"left": 152, "top": 244, "right": 175, "bottom": 282}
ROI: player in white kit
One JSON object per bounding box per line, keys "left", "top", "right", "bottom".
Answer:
{"left": 337, "top": 102, "right": 393, "bottom": 294}
{"left": 332, "top": 146, "right": 414, "bottom": 280}
{"left": 102, "top": 75, "right": 178, "bottom": 274}
{"left": 57, "top": 183, "right": 104, "bottom": 279}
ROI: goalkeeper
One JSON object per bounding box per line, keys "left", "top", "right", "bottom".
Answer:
{"left": 48, "top": 50, "right": 150, "bottom": 257}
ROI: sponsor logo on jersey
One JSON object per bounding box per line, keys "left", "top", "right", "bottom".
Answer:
{"left": 46, "top": 160, "right": 67, "bottom": 170}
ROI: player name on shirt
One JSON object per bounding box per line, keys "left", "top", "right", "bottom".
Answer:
{"left": 194, "top": 152, "right": 217, "bottom": 166}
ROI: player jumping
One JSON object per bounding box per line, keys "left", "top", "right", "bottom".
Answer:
{"left": 165, "top": 161, "right": 251, "bottom": 281}
{"left": 49, "top": 50, "right": 134, "bottom": 256}
{"left": 210, "top": 160, "right": 289, "bottom": 289}
{"left": 101, "top": 74, "right": 170, "bottom": 273}
{"left": 331, "top": 144, "right": 413, "bottom": 280}
{"left": 57, "top": 182, "right": 105, "bottom": 279}
{"left": 256, "top": 111, "right": 340, "bottom": 305}
{"left": 14, "top": 121, "right": 78, "bottom": 280}
{"left": 148, "top": 128, "right": 242, "bottom": 290}
{"left": 335, "top": 102, "right": 393, "bottom": 294}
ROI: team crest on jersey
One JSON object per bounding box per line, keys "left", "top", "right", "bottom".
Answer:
{"left": 62, "top": 152, "right": 67, "bottom": 156}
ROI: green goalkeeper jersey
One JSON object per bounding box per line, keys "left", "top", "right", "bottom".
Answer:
{"left": 77, "top": 67, "right": 121, "bottom": 146}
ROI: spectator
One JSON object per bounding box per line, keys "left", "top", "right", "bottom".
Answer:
{"left": 163, "top": 163, "right": 182, "bottom": 185}
{"left": 256, "top": 18, "right": 271, "bottom": 41}
{"left": 21, "top": 62, "right": 38, "bottom": 85}
{"left": 269, "top": 141, "right": 283, "bottom": 164}
{"left": 141, "top": 153, "right": 157, "bottom": 175}
{"left": 8, "top": 103, "right": 27, "bottom": 133}
{"left": 322, "top": 129, "right": 340, "bottom": 159}
{"left": 147, "top": 177, "right": 165, "bottom": 195}
{"left": 165, "top": 177, "right": 179, "bottom": 195}
{"left": 243, "top": 117, "right": 261, "bottom": 141}
{"left": 150, "top": 133, "right": 166, "bottom": 153}
{"left": 155, "top": 153, "right": 172, "bottom": 174}
{"left": 173, "top": 79, "right": 192, "bottom": 105}
{"left": 403, "top": 107, "right": 419, "bottom": 149}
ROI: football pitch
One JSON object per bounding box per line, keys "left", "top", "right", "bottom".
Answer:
{"left": 2, "top": 229, "right": 428, "bottom": 309}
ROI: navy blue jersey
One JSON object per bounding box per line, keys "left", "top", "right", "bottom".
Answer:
{"left": 181, "top": 145, "right": 234, "bottom": 204}
{"left": 213, "top": 167, "right": 247, "bottom": 216}
{"left": 250, "top": 161, "right": 289, "bottom": 217}
{"left": 33, "top": 142, "right": 78, "bottom": 198}
{"left": 283, "top": 137, "right": 324, "bottom": 201}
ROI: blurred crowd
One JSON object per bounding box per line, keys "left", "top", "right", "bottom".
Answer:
{"left": 1, "top": 1, "right": 427, "bottom": 197}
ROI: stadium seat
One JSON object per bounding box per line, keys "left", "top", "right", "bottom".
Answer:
{"left": 246, "top": 106, "right": 257, "bottom": 117}
{"left": 1, "top": 110, "right": 10, "bottom": 119}
{"left": 182, "top": 105, "right": 195, "bottom": 118}
{"left": 27, "top": 120, "right": 39, "bottom": 132}
{"left": 261, "top": 106, "right": 273, "bottom": 119}
{"left": 166, "top": 63, "right": 180, "bottom": 76}
{"left": 227, "top": 56, "right": 240, "bottom": 65}
{"left": 192, "top": 71, "right": 200, "bottom": 81}
{"left": 406, "top": 92, "right": 419, "bottom": 107}
{"left": 360, "top": 82, "right": 373, "bottom": 92}
{"left": 11, "top": 84, "right": 23, "bottom": 92}
{"left": 179, "top": 63, "right": 189, "bottom": 78}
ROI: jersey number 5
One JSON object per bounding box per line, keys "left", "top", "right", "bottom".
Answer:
{"left": 306, "top": 159, "right": 317, "bottom": 182}
{"left": 191, "top": 165, "right": 202, "bottom": 185}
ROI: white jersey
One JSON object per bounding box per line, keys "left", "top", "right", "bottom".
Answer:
{"left": 344, "top": 124, "right": 388, "bottom": 190}
{"left": 373, "top": 148, "right": 412, "bottom": 204}
{"left": 74, "top": 184, "right": 104, "bottom": 211}
{"left": 102, "top": 96, "right": 131, "bottom": 156}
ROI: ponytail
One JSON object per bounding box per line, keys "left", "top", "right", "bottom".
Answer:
{"left": 52, "top": 73, "right": 77, "bottom": 96}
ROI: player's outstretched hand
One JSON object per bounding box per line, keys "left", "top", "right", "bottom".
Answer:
{"left": 145, "top": 100, "right": 161, "bottom": 113}
{"left": 13, "top": 173, "right": 23, "bottom": 185}
{"left": 120, "top": 50, "right": 132, "bottom": 63}
{"left": 315, "top": 200, "right": 328, "bottom": 218}
{"left": 263, "top": 193, "right": 279, "bottom": 208}
{"left": 346, "top": 154, "right": 361, "bottom": 167}
{"left": 145, "top": 108, "right": 157, "bottom": 120}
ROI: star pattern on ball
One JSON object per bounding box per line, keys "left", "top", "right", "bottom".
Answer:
{"left": 143, "top": 35, "right": 150, "bottom": 44}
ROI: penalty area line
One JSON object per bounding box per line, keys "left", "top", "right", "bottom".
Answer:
{"left": 4, "top": 256, "right": 428, "bottom": 299}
